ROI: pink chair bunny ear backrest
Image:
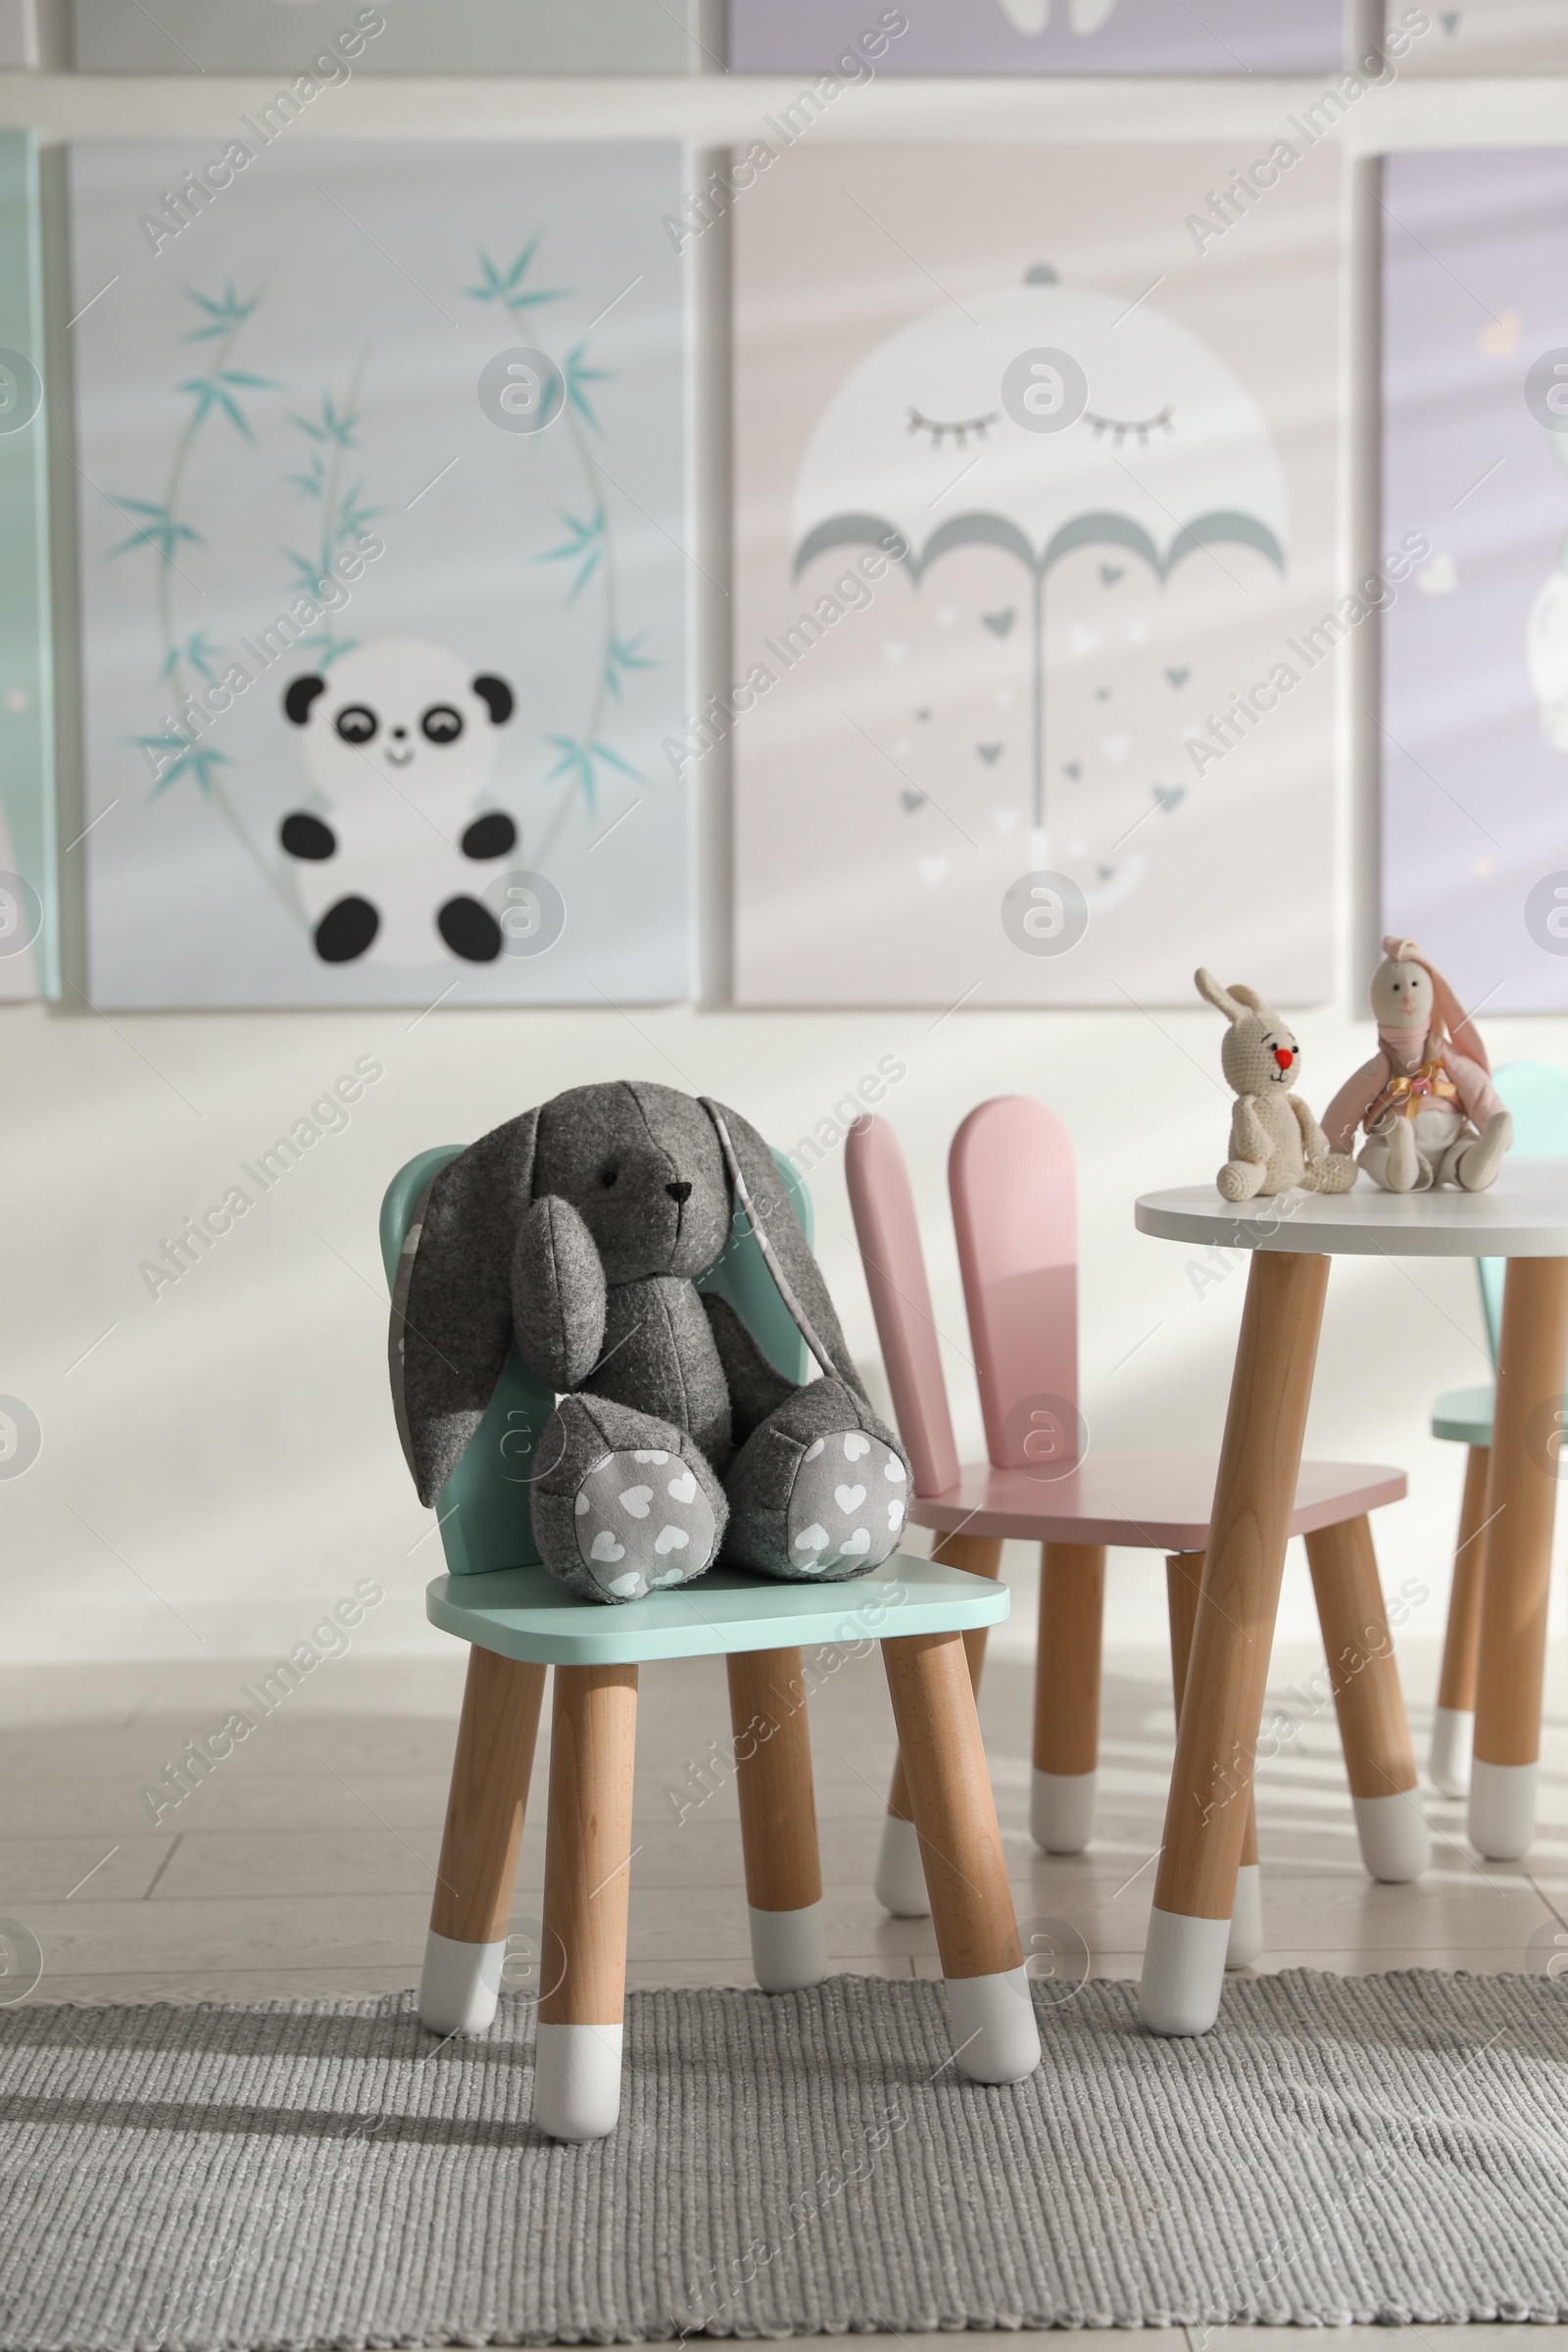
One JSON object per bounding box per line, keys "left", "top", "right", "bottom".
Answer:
{"left": 949, "top": 1097, "right": 1079, "bottom": 1473}
{"left": 845, "top": 1114, "right": 960, "bottom": 1497}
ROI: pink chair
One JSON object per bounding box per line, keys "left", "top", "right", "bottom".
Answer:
{"left": 846, "top": 1098, "right": 1428, "bottom": 1966}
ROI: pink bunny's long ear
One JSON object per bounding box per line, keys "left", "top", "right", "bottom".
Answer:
{"left": 1388, "top": 938, "right": 1492, "bottom": 1073}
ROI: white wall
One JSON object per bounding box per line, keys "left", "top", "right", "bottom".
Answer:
{"left": 3, "top": 54, "right": 1565, "bottom": 1670}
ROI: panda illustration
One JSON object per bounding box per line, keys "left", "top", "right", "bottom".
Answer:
{"left": 280, "top": 637, "right": 517, "bottom": 966}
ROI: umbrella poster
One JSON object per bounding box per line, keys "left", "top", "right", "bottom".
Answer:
{"left": 73, "top": 0, "right": 701, "bottom": 72}
{"left": 1383, "top": 147, "right": 1568, "bottom": 1011}
{"left": 729, "top": 0, "right": 1348, "bottom": 72}
{"left": 1394, "top": 3, "right": 1568, "bottom": 74}
{"left": 0, "top": 128, "right": 57, "bottom": 1004}
{"left": 730, "top": 142, "right": 1342, "bottom": 1007}
{"left": 70, "top": 139, "right": 689, "bottom": 1009}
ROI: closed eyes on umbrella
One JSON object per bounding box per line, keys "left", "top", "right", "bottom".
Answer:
{"left": 906, "top": 405, "right": 1002, "bottom": 449}
{"left": 1083, "top": 403, "right": 1175, "bottom": 448}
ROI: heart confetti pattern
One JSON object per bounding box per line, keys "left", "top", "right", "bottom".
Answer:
{"left": 574, "top": 1446, "right": 716, "bottom": 1601}
{"left": 785, "top": 1428, "right": 907, "bottom": 1581}
{"left": 981, "top": 609, "right": 1015, "bottom": 637}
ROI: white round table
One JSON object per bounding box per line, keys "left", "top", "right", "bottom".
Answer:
{"left": 1133, "top": 1160, "right": 1568, "bottom": 2037}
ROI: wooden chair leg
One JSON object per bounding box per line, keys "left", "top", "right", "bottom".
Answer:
{"left": 876, "top": 1533, "right": 1001, "bottom": 1916}
{"left": 535, "top": 1663, "right": 638, "bottom": 2140}
{"left": 1304, "top": 1515, "right": 1429, "bottom": 1884}
{"left": 882, "top": 1627, "right": 1039, "bottom": 2084}
{"left": 1473, "top": 1257, "right": 1568, "bottom": 1858}
{"left": 1431, "top": 1444, "right": 1490, "bottom": 1796}
{"left": 1032, "top": 1541, "right": 1105, "bottom": 1855}
{"left": 1167, "top": 1552, "right": 1260, "bottom": 1967}
{"left": 727, "top": 1646, "right": 826, "bottom": 1991}
{"left": 1141, "top": 1250, "right": 1330, "bottom": 2037}
{"left": 419, "top": 1645, "right": 546, "bottom": 2038}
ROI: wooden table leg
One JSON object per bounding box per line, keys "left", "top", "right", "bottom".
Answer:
{"left": 1431, "top": 1444, "right": 1490, "bottom": 1796}
{"left": 419, "top": 1646, "right": 546, "bottom": 2037}
{"left": 1032, "top": 1542, "right": 1106, "bottom": 1856}
{"left": 536, "top": 1662, "right": 638, "bottom": 2140}
{"left": 1139, "top": 1249, "right": 1329, "bottom": 2036}
{"left": 728, "top": 1646, "right": 827, "bottom": 1992}
{"left": 1304, "top": 1515, "right": 1429, "bottom": 1883}
{"left": 1167, "top": 1551, "right": 1261, "bottom": 1968}
{"left": 882, "top": 1627, "right": 1039, "bottom": 2083}
{"left": 1470, "top": 1257, "right": 1568, "bottom": 1859}
{"left": 876, "top": 1532, "right": 1001, "bottom": 1916}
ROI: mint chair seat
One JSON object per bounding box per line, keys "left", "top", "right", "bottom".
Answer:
{"left": 1428, "top": 1062, "right": 1568, "bottom": 1796}
{"left": 380, "top": 1144, "right": 1038, "bottom": 2143}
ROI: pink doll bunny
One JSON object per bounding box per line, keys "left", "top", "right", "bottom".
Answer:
{"left": 1321, "top": 938, "right": 1512, "bottom": 1193}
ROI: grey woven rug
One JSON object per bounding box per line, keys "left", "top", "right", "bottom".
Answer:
{"left": 3, "top": 1970, "right": 1568, "bottom": 2348}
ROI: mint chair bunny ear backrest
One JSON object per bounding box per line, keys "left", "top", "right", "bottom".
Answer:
{"left": 1477, "top": 1063, "right": 1568, "bottom": 1361}
{"left": 379, "top": 1141, "right": 813, "bottom": 1576}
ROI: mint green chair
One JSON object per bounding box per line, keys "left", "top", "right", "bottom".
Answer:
{"left": 1428, "top": 1063, "right": 1568, "bottom": 1795}
{"left": 381, "top": 1145, "right": 1036, "bottom": 2142}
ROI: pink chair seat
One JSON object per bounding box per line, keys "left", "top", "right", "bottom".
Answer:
{"left": 911, "top": 1456, "right": 1406, "bottom": 1550}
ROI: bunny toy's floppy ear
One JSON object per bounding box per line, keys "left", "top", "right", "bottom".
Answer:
{"left": 699, "top": 1098, "right": 870, "bottom": 1403}
{"left": 1380, "top": 935, "right": 1492, "bottom": 1072}
{"left": 1195, "top": 967, "right": 1247, "bottom": 1022}
{"left": 390, "top": 1107, "right": 540, "bottom": 1505}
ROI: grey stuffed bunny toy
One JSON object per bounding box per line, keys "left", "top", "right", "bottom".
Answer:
{"left": 390, "top": 1080, "right": 911, "bottom": 1603}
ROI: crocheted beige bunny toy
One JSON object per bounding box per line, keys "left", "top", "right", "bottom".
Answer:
{"left": 1196, "top": 968, "right": 1359, "bottom": 1201}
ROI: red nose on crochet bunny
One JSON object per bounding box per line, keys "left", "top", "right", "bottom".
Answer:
{"left": 1275, "top": 1049, "right": 1294, "bottom": 1069}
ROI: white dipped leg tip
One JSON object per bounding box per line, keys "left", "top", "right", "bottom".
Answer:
{"left": 1139, "top": 1908, "right": 1231, "bottom": 2036}
{"left": 418, "top": 1930, "right": 506, "bottom": 2037}
{"left": 1429, "top": 1705, "right": 1473, "bottom": 1798}
{"left": 1031, "top": 1767, "right": 1097, "bottom": 1856}
{"left": 945, "top": 1966, "right": 1041, "bottom": 2083}
{"left": 874, "top": 1813, "right": 929, "bottom": 1917}
{"left": 533, "top": 2022, "right": 623, "bottom": 2140}
{"left": 1469, "top": 1759, "right": 1538, "bottom": 1861}
{"left": 749, "top": 1901, "right": 828, "bottom": 1993}
{"left": 1226, "top": 1864, "right": 1263, "bottom": 1969}
{"left": 1353, "top": 1789, "right": 1431, "bottom": 1883}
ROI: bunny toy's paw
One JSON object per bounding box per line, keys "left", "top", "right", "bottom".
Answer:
{"left": 531, "top": 1396, "right": 725, "bottom": 1603}
{"left": 721, "top": 1381, "right": 910, "bottom": 1582}
{"left": 784, "top": 1427, "right": 906, "bottom": 1580}
{"left": 1303, "top": 1152, "right": 1358, "bottom": 1196}
{"left": 1456, "top": 1109, "right": 1512, "bottom": 1193}
{"left": 1216, "top": 1158, "right": 1266, "bottom": 1203}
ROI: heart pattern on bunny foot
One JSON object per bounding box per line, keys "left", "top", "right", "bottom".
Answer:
{"left": 785, "top": 1429, "right": 906, "bottom": 1580}
{"left": 572, "top": 1448, "right": 718, "bottom": 1602}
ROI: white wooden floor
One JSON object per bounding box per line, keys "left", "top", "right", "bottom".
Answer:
{"left": 4, "top": 1635, "right": 1566, "bottom": 2349}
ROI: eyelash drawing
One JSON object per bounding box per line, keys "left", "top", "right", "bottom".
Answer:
{"left": 906, "top": 405, "right": 1002, "bottom": 450}
{"left": 1082, "top": 404, "right": 1174, "bottom": 448}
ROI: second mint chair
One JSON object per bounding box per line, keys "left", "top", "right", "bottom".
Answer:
{"left": 847, "top": 1097, "right": 1427, "bottom": 1967}
{"left": 1427, "top": 1060, "right": 1568, "bottom": 1796}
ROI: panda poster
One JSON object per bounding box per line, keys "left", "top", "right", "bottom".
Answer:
{"left": 729, "top": 142, "right": 1342, "bottom": 1008}
{"left": 1382, "top": 149, "right": 1568, "bottom": 1010}
{"left": 69, "top": 140, "right": 689, "bottom": 1008}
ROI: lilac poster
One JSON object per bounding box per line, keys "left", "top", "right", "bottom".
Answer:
{"left": 729, "top": 0, "right": 1347, "bottom": 74}
{"left": 1382, "top": 149, "right": 1568, "bottom": 1012}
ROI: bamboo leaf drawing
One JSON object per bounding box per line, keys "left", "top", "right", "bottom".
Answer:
{"left": 604, "top": 631, "right": 656, "bottom": 702}
{"left": 466, "top": 237, "right": 567, "bottom": 316}
{"left": 180, "top": 281, "right": 262, "bottom": 341}
{"left": 107, "top": 498, "right": 203, "bottom": 564}
{"left": 563, "top": 339, "right": 610, "bottom": 436}
{"left": 543, "top": 734, "right": 641, "bottom": 812}
{"left": 538, "top": 507, "right": 605, "bottom": 603}
{"left": 135, "top": 736, "right": 234, "bottom": 796}
{"left": 177, "top": 367, "right": 280, "bottom": 445}
{"left": 290, "top": 392, "right": 360, "bottom": 448}
{"left": 160, "top": 629, "right": 223, "bottom": 682}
